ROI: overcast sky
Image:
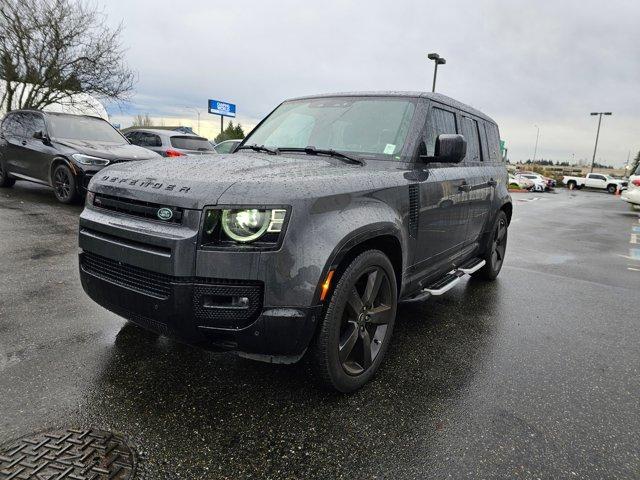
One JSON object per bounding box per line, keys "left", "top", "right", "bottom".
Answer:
{"left": 104, "top": 0, "right": 639, "bottom": 167}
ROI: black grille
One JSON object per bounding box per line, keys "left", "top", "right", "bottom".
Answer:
{"left": 81, "top": 251, "right": 172, "bottom": 299}
{"left": 81, "top": 253, "right": 264, "bottom": 327}
{"left": 93, "top": 193, "right": 183, "bottom": 224}
{"left": 408, "top": 184, "right": 419, "bottom": 238}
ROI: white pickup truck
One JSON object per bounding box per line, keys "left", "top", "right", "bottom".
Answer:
{"left": 562, "top": 173, "right": 628, "bottom": 194}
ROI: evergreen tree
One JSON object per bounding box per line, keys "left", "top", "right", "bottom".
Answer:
{"left": 214, "top": 121, "right": 246, "bottom": 143}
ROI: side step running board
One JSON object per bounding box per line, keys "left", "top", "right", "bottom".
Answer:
{"left": 457, "top": 258, "right": 486, "bottom": 274}
{"left": 402, "top": 257, "right": 486, "bottom": 303}
{"left": 422, "top": 271, "right": 464, "bottom": 295}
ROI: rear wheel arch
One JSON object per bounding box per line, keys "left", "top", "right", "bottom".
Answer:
{"left": 500, "top": 201, "right": 513, "bottom": 225}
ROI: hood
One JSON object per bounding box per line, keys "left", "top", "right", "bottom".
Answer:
{"left": 53, "top": 139, "right": 159, "bottom": 162}
{"left": 89, "top": 152, "right": 407, "bottom": 210}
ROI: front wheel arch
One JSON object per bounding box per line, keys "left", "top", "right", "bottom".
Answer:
{"left": 49, "top": 157, "right": 76, "bottom": 187}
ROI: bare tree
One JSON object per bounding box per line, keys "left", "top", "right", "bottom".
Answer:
{"left": 131, "top": 113, "right": 154, "bottom": 127}
{"left": 0, "top": 0, "right": 135, "bottom": 113}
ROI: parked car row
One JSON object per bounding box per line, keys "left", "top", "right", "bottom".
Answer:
{"left": 509, "top": 171, "right": 555, "bottom": 192}
{"left": 0, "top": 110, "right": 244, "bottom": 203}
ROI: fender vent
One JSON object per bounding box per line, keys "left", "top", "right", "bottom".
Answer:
{"left": 408, "top": 184, "right": 419, "bottom": 238}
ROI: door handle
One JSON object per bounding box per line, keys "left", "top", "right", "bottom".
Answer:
{"left": 488, "top": 178, "right": 497, "bottom": 187}
{"left": 458, "top": 182, "right": 471, "bottom": 192}
{"left": 21, "top": 140, "right": 27, "bottom": 146}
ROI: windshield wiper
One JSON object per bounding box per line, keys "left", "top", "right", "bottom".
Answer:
{"left": 237, "top": 144, "right": 280, "bottom": 155}
{"left": 278, "top": 146, "right": 364, "bottom": 165}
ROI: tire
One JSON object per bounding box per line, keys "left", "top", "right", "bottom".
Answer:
{"left": 312, "top": 250, "right": 398, "bottom": 393}
{"left": 567, "top": 181, "right": 576, "bottom": 190}
{"left": 607, "top": 184, "right": 617, "bottom": 194}
{"left": 471, "top": 210, "right": 508, "bottom": 281}
{"left": 52, "top": 164, "right": 79, "bottom": 204}
{"left": 0, "top": 162, "right": 16, "bottom": 188}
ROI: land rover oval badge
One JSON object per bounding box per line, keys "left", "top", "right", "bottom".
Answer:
{"left": 157, "top": 207, "right": 173, "bottom": 221}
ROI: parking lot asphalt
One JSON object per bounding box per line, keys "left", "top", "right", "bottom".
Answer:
{"left": 1, "top": 183, "right": 638, "bottom": 479}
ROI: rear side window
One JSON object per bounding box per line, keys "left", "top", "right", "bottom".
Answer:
{"left": 2, "top": 113, "right": 27, "bottom": 137}
{"left": 426, "top": 107, "right": 457, "bottom": 156}
{"left": 635, "top": 164, "right": 640, "bottom": 175}
{"left": 460, "top": 116, "right": 482, "bottom": 162}
{"left": 484, "top": 123, "right": 501, "bottom": 162}
{"left": 170, "top": 136, "right": 214, "bottom": 151}
{"left": 137, "top": 132, "right": 161, "bottom": 147}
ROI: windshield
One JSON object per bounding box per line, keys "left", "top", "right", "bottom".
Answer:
{"left": 245, "top": 97, "right": 416, "bottom": 158}
{"left": 47, "top": 115, "right": 125, "bottom": 143}
{"left": 170, "top": 136, "right": 215, "bottom": 151}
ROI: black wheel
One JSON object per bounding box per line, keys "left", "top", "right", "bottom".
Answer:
{"left": 472, "top": 210, "right": 508, "bottom": 281}
{"left": 313, "top": 250, "right": 397, "bottom": 392}
{"left": 607, "top": 184, "right": 617, "bottom": 194}
{"left": 567, "top": 181, "right": 576, "bottom": 190}
{"left": 52, "top": 164, "right": 79, "bottom": 204}
{"left": 0, "top": 162, "right": 15, "bottom": 188}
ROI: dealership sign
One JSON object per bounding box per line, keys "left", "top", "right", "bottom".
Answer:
{"left": 208, "top": 99, "right": 236, "bottom": 118}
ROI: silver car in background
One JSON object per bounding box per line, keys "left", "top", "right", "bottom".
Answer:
{"left": 124, "top": 128, "right": 215, "bottom": 157}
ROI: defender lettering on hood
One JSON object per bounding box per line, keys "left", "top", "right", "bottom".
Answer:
{"left": 99, "top": 175, "right": 191, "bottom": 193}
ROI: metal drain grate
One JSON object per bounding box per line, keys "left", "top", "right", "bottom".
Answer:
{"left": 0, "top": 428, "right": 135, "bottom": 479}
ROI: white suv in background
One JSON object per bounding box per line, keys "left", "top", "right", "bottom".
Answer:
{"left": 622, "top": 165, "right": 640, "bottom": 208}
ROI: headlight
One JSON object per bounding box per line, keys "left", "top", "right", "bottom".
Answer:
{"left": 72, "top": 153, "right": 110, "bottom": 166}
{"left": 201, "top": 208, "right": 288, "bottom": 247}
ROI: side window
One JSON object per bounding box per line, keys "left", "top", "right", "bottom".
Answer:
{"left": 484, "top": 123, "right": 501, "bottom": 162}
{"left": 126, "top": 131, "right": 141, "bottom": 144}
{"left": 1, "top": 115, "right": 18, "bottom": 136}
{"left": 142, "top": 134, "right": 161, "bottom": 147}
{"left": 22, "top": 113, "right": 46, "bottom": 138}
{"left": 460, "top": 116, "right": 482, "bottom": 162}
{"left": 425, "top": 106, "right": 457, "bottom": 156}
{"left": 4, "top": 113, "right": 28, "bottom": 137}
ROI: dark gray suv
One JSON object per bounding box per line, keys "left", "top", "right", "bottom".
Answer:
{"left": 79, "top": 92, "right": 512, "bottom": 392}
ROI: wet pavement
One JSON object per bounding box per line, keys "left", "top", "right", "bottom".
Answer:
{"left": 1, "top": 183, "right": 638, "bottom": 479}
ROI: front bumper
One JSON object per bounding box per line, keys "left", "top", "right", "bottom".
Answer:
{"left": 79, "top": 251, "right": 321, "bottom": 361}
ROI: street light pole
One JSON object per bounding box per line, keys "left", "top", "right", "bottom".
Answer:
{"left": 427, "top": 53, "right": 446, "bottom": 92}
{"left": 589, "top": 112, "right": 612, "bottom": 173}
{"left": 533, "top": 125, "right": 540, "bottom": 162}
{"left": 184, "top": 107, "right": 201, "bottom": 134}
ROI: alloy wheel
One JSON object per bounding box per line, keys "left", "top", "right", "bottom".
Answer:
{"left": 338, "top": 266, "right": 393, "bottom": 376}
{"left": 54, "top": 168, "right": 71, "bottom": 200}
{"left": 491, "top": 217, "right": 507, "bottom": 270}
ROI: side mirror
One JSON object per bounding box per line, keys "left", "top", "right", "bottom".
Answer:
{"left": 33, "top": 130, "right": 49, "bottom": 143}
{"left": 421, "top": 134, "right": 466, "bottom": 163}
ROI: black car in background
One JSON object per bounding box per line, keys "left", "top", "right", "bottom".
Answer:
{"left": 0, "top": 110, "right": 160, "bottom": 203}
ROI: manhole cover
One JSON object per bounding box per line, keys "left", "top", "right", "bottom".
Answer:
{"left": 0, "top": 428, "right": 135, "bottom": 479}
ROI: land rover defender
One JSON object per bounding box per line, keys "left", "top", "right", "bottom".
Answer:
{"left": 79, "top": 92, "right": 512, "bottom": 392}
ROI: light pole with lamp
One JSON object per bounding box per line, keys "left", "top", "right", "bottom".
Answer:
{"left": 532, "top": 125, "right": 540, "bottom": 162}
{"left": 184, "top": 107, "right": 201, "bottom": 135}
{"left": 427, "top": 53, "right": 446, "bottom": 92}
{"left": 589, "top": 112, "right": 612, "bottom": 173}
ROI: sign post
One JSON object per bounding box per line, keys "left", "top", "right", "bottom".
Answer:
{"left": 208, "top": 99, "right": 236, "bottom": 135}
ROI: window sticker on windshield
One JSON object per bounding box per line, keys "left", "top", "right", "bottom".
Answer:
{"left": 384, "top": 144, "right": 396, "bottom": 154}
